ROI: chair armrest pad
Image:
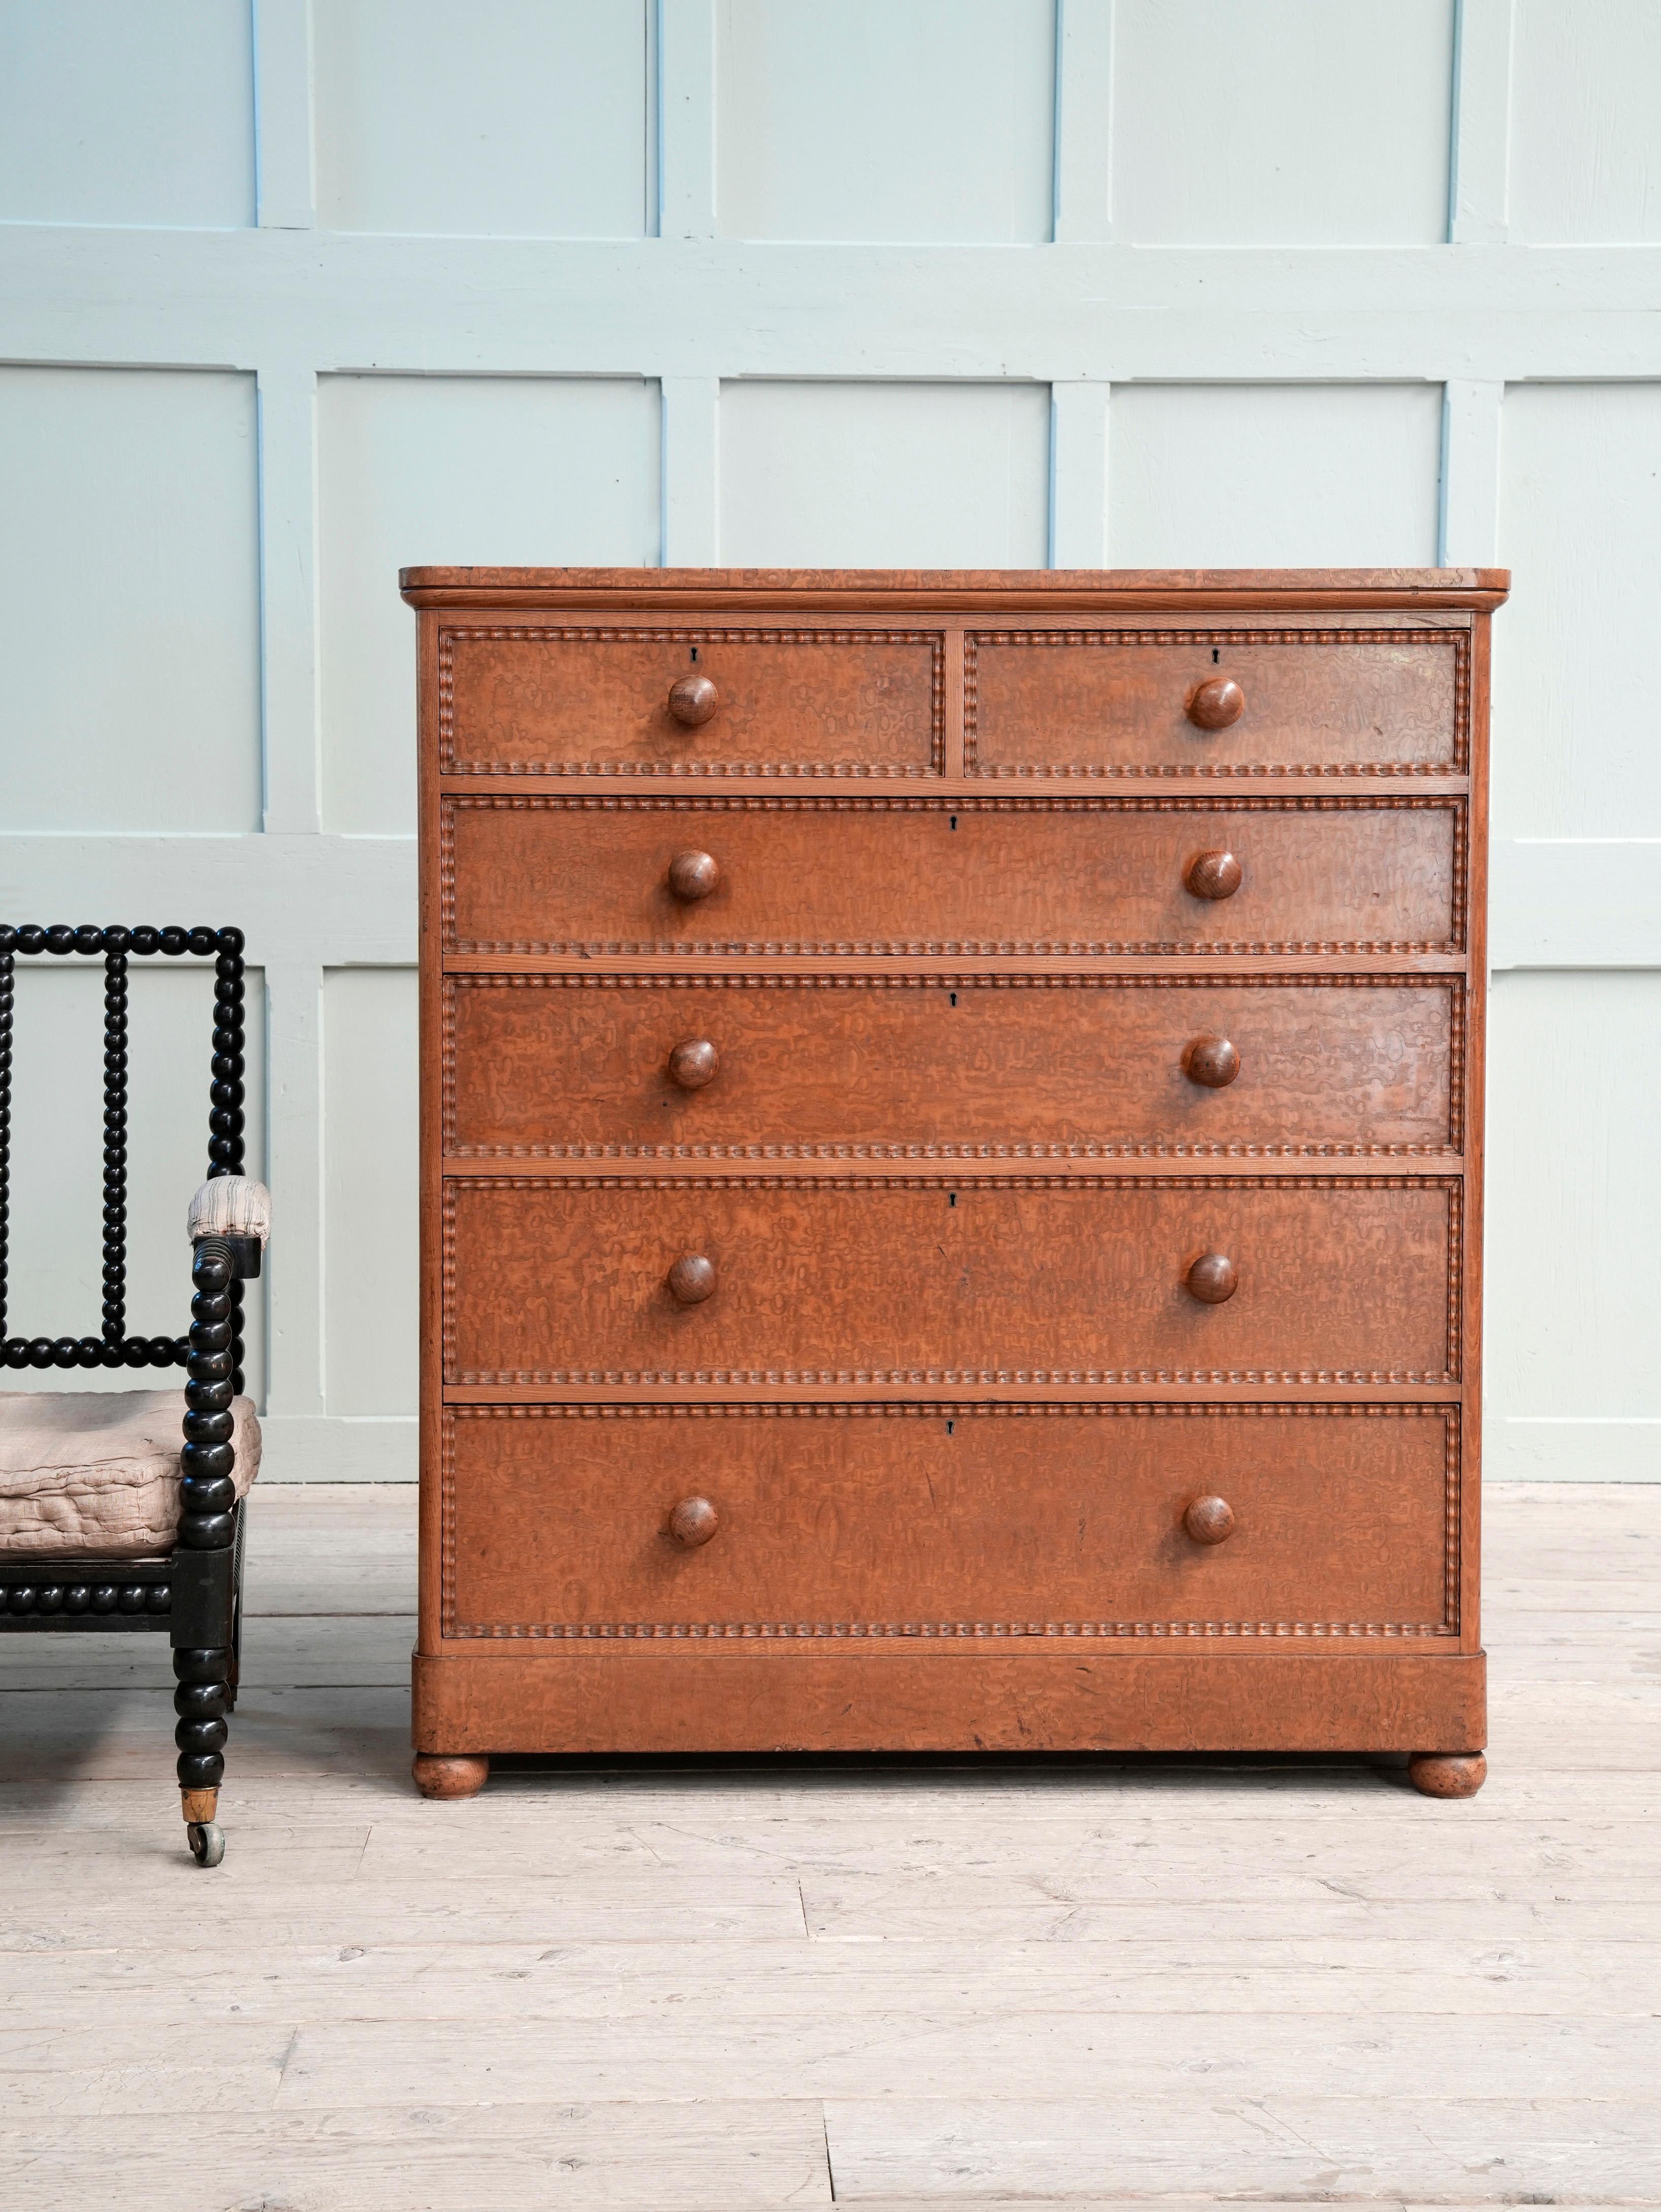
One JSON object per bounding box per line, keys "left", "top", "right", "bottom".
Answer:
{"left": 187, "top": 1177, "right": 272, "bottom": 1246}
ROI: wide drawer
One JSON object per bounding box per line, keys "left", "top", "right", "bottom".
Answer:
{"left": 442, "top": 1403, "right": 1457, "bottom": 1639}
{"left": 968, "top": 629, "right": 1465, "bottom": 778}
{"left": 440, "top": 625, "right": 941, "bottom": 777}
{"left": 447, "top": 974, "right": 1460, "bottom": 1159}
{"left": 445, "top": 795, "right": 1462, "bottom": 956}
{"left": 445, "top": 1175, "right": 1458, "bottom": 1385}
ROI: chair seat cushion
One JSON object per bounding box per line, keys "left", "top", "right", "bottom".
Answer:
{"left": 0, "top": 1391, "right": 262, "bottom": 1560}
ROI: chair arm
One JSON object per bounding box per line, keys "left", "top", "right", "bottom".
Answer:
{"left": 187, "top": 1176, "right": 271, "bottom": 1281}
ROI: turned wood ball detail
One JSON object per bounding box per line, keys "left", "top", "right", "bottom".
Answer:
{"left": 1185, "top": 1037, "right": 1241, "bottom": 1088}
{"left": 1186, "top": 1252, "right": 1238, "bottom": 1304}
{"left": 1188, "top": 676, "right": 1246, "bottom": 730}
{"left": 667, "top": 1252, "right": 718, "bottom": 1304}
{"left": 667, "top": 673, "right": 720, "bottom": 727}
{"left": 668, "top": 850, "right": 721, "bottom": 901}
{"left": 1408, "top": 1752, "right": 1487, "bottom": 1798}
{"left": 1183, "top": 1495, "right": 1236, "bottom": 1545}
{"left": 668, "top": 1496, "right": 720, "bottom": 1547}
{"left": 412, "top": 1754, "right": 490, "bottom": 1800}
{"left": 668, "top": 1038, "right": 720, "bottom": 1090}
{"left": 1186, "top": 850, "right": 1244, "bottom": 901}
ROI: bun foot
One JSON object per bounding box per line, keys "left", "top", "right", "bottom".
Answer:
{"left": 413, "top": 1753, "right": 490, "bottom": 1801}
{"left": 1409, "top": 1752, "right": 1487, "bottom": 1799}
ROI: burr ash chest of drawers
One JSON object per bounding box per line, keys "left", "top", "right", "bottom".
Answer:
{"left": 403, "top": 566, "right": 1507, "bottom": 1800}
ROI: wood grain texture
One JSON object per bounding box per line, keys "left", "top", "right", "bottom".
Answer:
{"left": 443, "top": 625, "right": 942, "bottom": 778}
{"left": 445, "top": 974, "right": 1460, "bottom": 1160}
{"left": 412, "top": 1647, "right": 1486, "bottom": 1755}
{"left": 444, "top": 794, "right": 1461, "bottom": 957}
{"left": 969, "top": 631, "right": 1463, "bottom": 777}
{"left": 443, "top": 1404, "right": 1454, "bottom": 1639}
{"left": 444, "top": 1177, "right": 1457, "bottom": 1385}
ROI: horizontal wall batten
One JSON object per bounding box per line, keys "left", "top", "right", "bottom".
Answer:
{"left": 1, "top": 836, "right": 1653, "bottom": 973}
{"left": 0, "top": 836, "right": 414, "bottom": 966}
{"left": 3, "top": 232, "right": 1660, "bottom": 380}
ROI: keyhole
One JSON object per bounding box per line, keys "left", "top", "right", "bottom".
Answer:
{"left": 1212, "top": 647, "right": 1220, "bottom": 664}
{"left": 948, "top": 1192, "right": 957, "bottom": 1208}
{"left": 949, "top": 991, "right": 957, "bottom": 1007}
{"left": 946, "top": 1419, "right": 955, "bottom": 1436}
{"left": 949, "top": 815, "right": 957, "bottom": 831}
{"left": 690, "top": 646, "right": 699, "bottom": 663}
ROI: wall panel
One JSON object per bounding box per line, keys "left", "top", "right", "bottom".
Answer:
{"left": 317, "top": 374, "right": 662, "bottom": 834}
{"left": 1112, "top": 0, "right": 1454, "bottom": 244}
{"left": 312, "top": 0, "right": 651, "bottom": 238}
{"left": 720, "top": 380, "right": 1051, "bottom": 565}
{"left": 0, "top": 0, "right": 253, "bottom": 228}
{"left": 1108, "top": 384, "right": 1444, "bottom": 566}
{"left": 1493, "top": 382, "right": 1661, "bottom": 838}
{"left": 0, "top": 367, "right": 261, "bottom": 833}
{"left": 1486, "top": 970, "right": 1661, "bottom": 1475}
{"left": 322, "top": 968, "right": 417, "bottom": 1426}
{"left": 1510, "top": 0, "right": 1661, "bottom": 243}
{"left": 716, "top": 0, "right": 1055, "bottom": 241}
{"left": 0, "top": 3, "right": 1654, "bottom": 1478}
{"left": 4, "top": 962, "right": 266, "bottom": 1402}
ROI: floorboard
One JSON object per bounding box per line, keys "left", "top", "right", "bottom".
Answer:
{"left": 1, "top": 1480, "right": 1657, "bottom": 2209}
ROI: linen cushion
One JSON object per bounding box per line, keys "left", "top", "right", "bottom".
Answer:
{"left": 0, "top": 1391, "right": 261, "bottom": 1560}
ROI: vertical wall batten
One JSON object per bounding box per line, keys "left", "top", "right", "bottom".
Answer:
{"left": 252, "top": 0, "right": 316, "bottom": 230}
{"left": 1449, "top": 0, "right": 1514, "bottom": 243}
{"left": 658, "top": 0, "right": 718, "bottom": 241}
{"left": 1052, "top": 0, "right": 1114, "bottom": 244}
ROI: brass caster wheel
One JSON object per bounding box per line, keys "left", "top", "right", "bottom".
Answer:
{"left": 188, "top": 1820, "right": 225, "bottom": 1867}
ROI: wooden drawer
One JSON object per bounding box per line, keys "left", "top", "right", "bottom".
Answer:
{"left": 440, "top": 625, "right": 942, "bottom": 777}
{"left": 443, "top": 1403, "right": 1456, "bottom": 1639}
{"left": 445, "top": 1175, "right": 1457, "bottom": 1385}
{"left": 445, "top": 795, "right": 1461, "bottom": 956}
{"left": 447, "top": 975, "right": 1461, "bottom": 1160}
{"left": 968, "top": 629, "right": 1465, "bottom": 778}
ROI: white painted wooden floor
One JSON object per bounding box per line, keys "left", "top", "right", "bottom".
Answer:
{"left": 1, "top": 1481, "right": 1657, "bottom": 2210}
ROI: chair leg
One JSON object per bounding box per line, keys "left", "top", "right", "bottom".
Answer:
{"left": 174, "top": 1645, "right": 231, "bottom": 1864}
{"left": 173, "top": 1237, "right": 243, "bottom": 1866}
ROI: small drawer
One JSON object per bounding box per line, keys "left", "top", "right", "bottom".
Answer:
{"left": 445, "top": 795, "right": 1461, "bottom": 956}
{"left": 445, "top": 1175, "right": 1458, "bottom": 1386}
{"left": 440, "top": 625, "right": 942, "bottom": 777}
{"left": 968, "top": 630, "right": 1465, "bottom": 778}
{"left": 443, "top": 1403, "right": 1456, "bottom": 1639}
{"left": 447, "top": 974, "right": 1461, "bottom": 1160}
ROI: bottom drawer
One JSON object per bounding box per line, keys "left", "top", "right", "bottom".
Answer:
{"left": 444, "top": 1403, "right": 1456, "bottom": 1640}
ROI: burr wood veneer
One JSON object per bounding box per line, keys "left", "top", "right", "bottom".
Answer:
{"left": 405, "top": 566, "right": 1505, "bottom": 1799}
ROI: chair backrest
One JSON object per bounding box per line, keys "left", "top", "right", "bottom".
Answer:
{"left": 0, "top": 925, "right": 247, "bottom": 1376}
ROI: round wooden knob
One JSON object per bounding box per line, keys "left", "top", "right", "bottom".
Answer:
{"left": 667, "top": 673, "right": 720, "bottom": 727}
{"left": 1186, "top": 850, "right": 1243, "bottom": 901}
{"left": 1185, "top": 1037, "right": 1241, "bottom": 1089}
{"left": 1188, "top": 676, "right": 1245, "bottom": 730}
{"left": 1183, "top": 1495, "right": 1236, "bottom": 1545}
{"left": 1186, "top": 1252, "right": 1237, "bottom": 1304}
{"left": 668, "top": 1496, "right": 719, "bottom": 1547}
{"left": 667, "top": 1253, "right": 717, "bottom": 1304}
{"left": 668, "top": 1038, "right": 720, "bottom": 1090}
{"left": 668, "top": 849, "right": 720, "bottom": 901}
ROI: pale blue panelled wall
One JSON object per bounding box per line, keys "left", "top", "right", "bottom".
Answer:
{"left": 0, "top": 0, "right": 1656, "bottom": 1480}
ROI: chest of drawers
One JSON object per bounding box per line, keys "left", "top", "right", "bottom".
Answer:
{"left": 403, "top": 566, "right": 1506, "bottom": 1801}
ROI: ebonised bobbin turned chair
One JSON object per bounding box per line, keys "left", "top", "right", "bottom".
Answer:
{"left": 0, "top": 923, "right": 270, "bottom": 1866}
